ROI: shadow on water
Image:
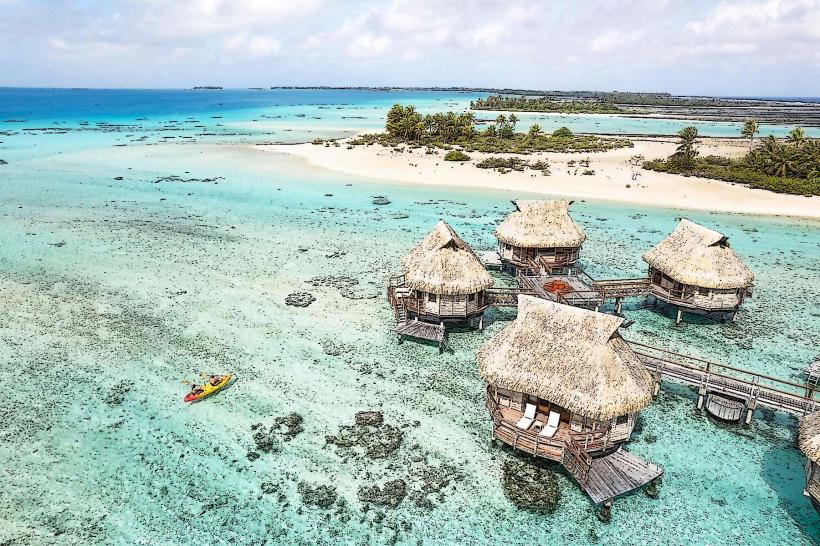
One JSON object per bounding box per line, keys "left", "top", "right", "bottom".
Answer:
{"left": 762, "top": 445, "right": 820, "bottom": 543}
{"left": 649, "top": 299, "right": 734, "bottom": 325}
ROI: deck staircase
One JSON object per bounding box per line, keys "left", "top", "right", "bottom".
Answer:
{"left": 393, "top": 288, "right": 410, "bottom": 326}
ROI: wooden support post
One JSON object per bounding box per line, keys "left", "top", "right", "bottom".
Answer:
{"left": 594, "top": 305, "right": 600, "bottom": 312}
{"left": 697, "top": 387, "right": 706, "bottom": 410}
{"left": 597, "top": 500, "right": 613, "bottom": 524}
{"left": 645, "top": 478, "right": 659, "bottom": 499}
{"left": 745, "top": 398, "right": 757, "bottom": 425}
{"left": 675, "top": 308, "right": 682, "bottom": 325}
{"left": 653, "top": 380, "right": 660, "bottom": 396}
{"left": 479, "top": 315, "right": 484, "bottom": 331}
{"left": 731, "top": 310, "right": 738, "bottom": 322}
{"left": 615, "top": 297, "right": 622, "bottom": 315}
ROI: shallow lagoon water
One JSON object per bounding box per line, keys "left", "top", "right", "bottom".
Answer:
{"left": 0, "top": 90, "right": 819, "bottom": 545}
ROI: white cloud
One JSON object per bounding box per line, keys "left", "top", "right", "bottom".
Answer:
{"left": 1, "top": 0, "right": 818, "bottom": 94}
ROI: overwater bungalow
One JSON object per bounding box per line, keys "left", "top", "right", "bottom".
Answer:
{"left": 494, "top": 200, "right": 586, "bottom": 273}
{"left": 643, "top": 219, "right": 754, "bottom": 323}
{"left": 388, "top": 220, "right": 494, "bottom": 347}
{"left": 477, "top": 295, "right": 662, "bottom": 505}
{"left": 800, "top": 412, "right": 820, "bottom": 513}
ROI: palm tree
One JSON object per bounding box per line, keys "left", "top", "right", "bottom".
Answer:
{"left": 528, "top": 124, "right": 543, "bottom": 138}
{"left": 674, "top": 126, "right": 700, "bottom": 163}
{"left": 495, "top": 114, "right": 506, "bottom": 128}
{"left": 763, "top": 146, "right": 798, "bottom": 177}
{"left": 740, "top": 119, "right": 758, "bottom": 151}
{"left": 796, "top": 139, "right": 820, "bottom": 178}
{"left": 787, "top": 127, "right": 806, "bottom": 146}
{"left": 508, "top": 113, "right": 519, "bottom": 130}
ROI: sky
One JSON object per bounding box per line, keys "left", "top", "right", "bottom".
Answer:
{"left": 0, "top": 0, "right": 818, "bottom": 96}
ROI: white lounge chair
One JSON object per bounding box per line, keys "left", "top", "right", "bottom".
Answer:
{"left": 539, "top": 411, "right": 561, "bottom": 438}
{"left": 516, "top": 403, "right": 536, "bottom": 430}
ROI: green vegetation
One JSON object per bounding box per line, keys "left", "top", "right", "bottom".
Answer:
{"left": 475, "top": 156, "right": 551, "bottom": 175}
{"left": 351, "top": 104, "right": 632, "bottom": 154}
{"left": 740, "top": 119, "right": 759, "bottom": 150}
{"left": 643, "top": 125, "right": 820, "bottom": 196}
{"left": 471, "top": 95, "right": 621, "bottom": 114}
{"left": 443, "top": 150, "right": 471, "bottom": 162}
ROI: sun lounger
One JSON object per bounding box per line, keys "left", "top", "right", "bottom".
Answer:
{"left": 539, "top": 411, "right": 560, "bottom": 438}
{"left": 516, "top": 403, "right": 536, "bottom": 430}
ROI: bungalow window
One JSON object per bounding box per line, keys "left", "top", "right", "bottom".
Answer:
{"left": 652, "top": 270, "right": 662, "bottom": 284}
{"left": 467, "top": 293, "right": 475, "bottom": 302}
{"left": 428, "top": 293, "right": 437, "bottom": 303}
{"left": 615, "top": 415, "right": 629, "bottom": 426}
{"left": 698, "top": 287, "right": 710, "bottom": 296}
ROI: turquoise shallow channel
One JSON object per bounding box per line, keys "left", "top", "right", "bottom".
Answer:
{"left": 0, "top": 89, "right": 819, "bottom": 545}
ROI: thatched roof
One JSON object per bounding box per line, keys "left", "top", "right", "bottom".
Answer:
{"left": 642, "top": 219, "right": 754, "bottom": 289}
{"left": 494, "top": 200, "right": 586, "bottom": 249}
{"left": 477, "top": 296, "right": 653, "bottom": 420}
{"left": 800, "top": 412, "right": 820, "bottom": 463}
{"left": 402, "top": 220, "right": 494, "bottom": 295}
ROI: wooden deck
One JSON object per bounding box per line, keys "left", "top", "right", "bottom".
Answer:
{"left": 486, "top": 390, "right": 663, "bottom": 504}
{"left": 396, "top": 320, "right": 445, "bottom": 343}
{"left": 584, "top": 449, "right": 664, "bottom": 504}
{"left": 480, "top": 250, "right": 503, "bottom": 270}
{"left": 519, "top": 274, "right": 603, "bottom": 308}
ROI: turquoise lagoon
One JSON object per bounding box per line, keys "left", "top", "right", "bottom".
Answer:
{"left": 0, "top": 89, "right": 819, "bottom": 545}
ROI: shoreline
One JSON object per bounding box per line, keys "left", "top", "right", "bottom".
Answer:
{"left": 259, "top": 136, "right": 820, "bottom": 220}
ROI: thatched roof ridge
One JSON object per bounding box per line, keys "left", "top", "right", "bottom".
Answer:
{"left": 800, "top": 412, "right": 820, "bottom": 463}
{"left": 402, "top": 220, "right": 494, "bottom": 295}
{"left": 477, "top": 296, "right": 654, "bottom": 420}
{"left": 494, "top": 200, "right": 586, "bottom": 248}
{"left": 642, "top": 219, "right": 754, "bottom": 289}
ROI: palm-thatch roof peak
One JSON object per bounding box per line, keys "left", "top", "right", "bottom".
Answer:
{"left": 494, "top": 199, "right": 586, "bottom": 248}
{"left": 642, "top": 218, "right": 754, "bottom": 289}
{"left": 401, "top": 220, "right": 494, "bottom": 295}
{"left": 477, "top": 296, "right": 654, "bottom": 421}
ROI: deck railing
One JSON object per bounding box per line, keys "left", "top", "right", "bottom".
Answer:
{"left": 628, "top": 340, "right": 820, "bottom": 415}
{"left": 484, "top": 386, "right": 617, "bottom": 458}
{"left": 562, "top": 437, "right": 592, "bottom": 486}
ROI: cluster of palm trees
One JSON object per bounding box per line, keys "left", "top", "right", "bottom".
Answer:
{"left": 385, "top": 104, "right": 538, "bottom": 142}
{"left": 484, "top": 113, "right": 518, "bottom": 138}
{"left": 671, "top": 122, "right": 818, "bottom": 180}
{"left": 385, "top": 104, "right": 476, "bottom": 142}
{"left": 746, "top": 129, "right": 819, "bottom": 179}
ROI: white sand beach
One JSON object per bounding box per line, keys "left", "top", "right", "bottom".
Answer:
{"left": 264, "top": 137, "right": 820, "bottom": 219}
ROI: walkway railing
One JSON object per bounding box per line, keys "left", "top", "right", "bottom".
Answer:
{"left": 628, "top": 340, "right": 820, "bottom": 416}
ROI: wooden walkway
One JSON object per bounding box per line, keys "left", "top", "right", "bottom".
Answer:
{"left": 593, "top": 277, "right": 651, "bottom": 300}
{"left": 583, "top": 449, "right": 664, "bottom": 504}
{"left": 485, "top": 287, "right": 535, "bottom": 307}
{"left": 629, "top": 341, "right": 820, "bottom": 417}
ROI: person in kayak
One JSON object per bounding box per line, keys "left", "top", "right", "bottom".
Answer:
{"left": 190, "top": 384, "right": 204, "bottom": 396}
{"left": 209, "top": 375, "right": 221, "bottom": 386}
